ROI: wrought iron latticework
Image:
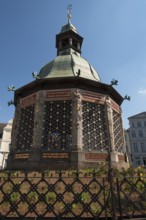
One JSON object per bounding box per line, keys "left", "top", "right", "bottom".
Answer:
{"left": 0, "top": 171, "right": 146, "bottom": 219}
{"left": 42, "top": 100, "right": 72, "bottom": 151}
{"left": 82, "top": 101, "right": 108, "bottom": 152}
{"left": 113, "top": 110, "right": 124, "bottom": 153}
{"left": 16, "top": 105, "right": 35, "bottom": 152}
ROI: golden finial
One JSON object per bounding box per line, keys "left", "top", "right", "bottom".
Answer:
{"left": 67, "top": 4, "right": 72, "bottom": 23}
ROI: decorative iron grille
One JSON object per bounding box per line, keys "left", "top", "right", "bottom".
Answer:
{"left": 42, "top": 101, "right": 72, "bottom": 151}
{"left": 113, "top": 110, "right": 124, "bottom": 153}
{"left": 0, "top": 171, "right": 146, "bottom": 219}
{"left": 82, "top": 101, "right": 108, "bottom": 152}
{"left": 15, "top": 105, "right": 35, "bottom": 152}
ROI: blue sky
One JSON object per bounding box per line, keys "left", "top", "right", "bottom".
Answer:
{"left": 0, "top": 0, "right": 146, "bottom": 129}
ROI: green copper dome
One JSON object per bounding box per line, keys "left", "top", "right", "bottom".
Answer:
{"left": 37, "top": 20, "right": 101, "bottom": 82}
{"left": 38, "top": 53, "right": 101, "bottom": 82}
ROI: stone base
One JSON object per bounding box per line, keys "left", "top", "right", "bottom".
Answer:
{"left": 110, "top": 151, "right": 119, "bottom": 162}
{"left": 7, "top": 150, "right": 129, "bottom": 171}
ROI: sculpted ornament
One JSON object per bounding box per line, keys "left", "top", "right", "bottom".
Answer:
{"left": 73, "top": 90, "right": 82, "bottom": 124}
{"left": 105, "top": 97, "right": 111, "bottom": 107}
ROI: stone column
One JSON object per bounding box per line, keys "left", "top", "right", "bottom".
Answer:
{"left": 69, "top": 38, "right": 72, "bottom": 46}
{"left": 59, "top": 41, "right": 62, "bottom": 49}
{"left": 29, "top": 91, "right": 45, "bottom": 162}
{"left": 77, "top": 43, "right": 80, "bottom": 50}
{"left": 72, "top": 89, "right": 83, "bottom": 150}
{"left": 119, "top": 106, "right": 128, "bottom": 163}
{"left": 105, "top": 96, "right": 118, "bottom": 162}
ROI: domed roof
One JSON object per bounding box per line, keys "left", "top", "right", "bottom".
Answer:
{"left": 38, "top": 53, "right": 101, "bottom": 82}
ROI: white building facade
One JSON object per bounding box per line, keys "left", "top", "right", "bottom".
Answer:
{"left": 124, "top": 129, "right": 132, "bottom": 164}
{"left": 128, "top": 112, "right": 146, "bottom": 167}
{"left": 0, "top": 119, "right": 13, "bottom": 169}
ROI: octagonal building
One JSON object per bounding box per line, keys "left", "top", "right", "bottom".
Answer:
{"left": 7, "top": 18, "right": 128, "bottom": 170}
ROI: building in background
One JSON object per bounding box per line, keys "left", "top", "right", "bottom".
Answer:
{"left": 0, "top": 123, "right": 6, "bottom": 147}
{"left": 0, "top": 120, "right": 12, "bottom": 169}
{"left": 124, "top": 129, "right": 132, "bottom": 164}
{"left": 128, "top": 112, "right": 146, "bottom": 167}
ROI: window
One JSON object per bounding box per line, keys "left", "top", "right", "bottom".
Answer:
{"left": 133, "top": 143, "right": 138, "bottom": 152}
{"left": 138, "top": 130, "right": 143, "bottom": 137}
{"left": 144, "top": 121, "right": 146, "bottom": 127}
{"left": 131, "top": 131, "right": 136, "bottom": 138}
{"left": 135, "top": 157, "right": 140, "bottom": 166}
{"left": 143, "top": 157, "right": 146, "bottom": 165}
{"left": 137, "top": 122, "right": 141, "bottom": 127}
{"left": 141, "top": 142, "right": 146, "bottom": 152}
{"left": 131, "top": 122, "right": 135, "bottom": 127}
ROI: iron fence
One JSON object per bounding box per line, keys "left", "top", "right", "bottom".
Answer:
{"left": 0, "top": 170, "right": 146, "bottom": 219}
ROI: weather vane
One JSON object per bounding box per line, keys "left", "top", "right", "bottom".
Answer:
{"left": 67, "top": 4, "right": 72, "bottom": 23}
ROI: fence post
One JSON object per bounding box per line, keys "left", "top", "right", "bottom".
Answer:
{"left": 107, "top": 149, "right": 117, "bottom": 220}
{"left": 108, "top": 167, "right": 117, "bottom": 220}
{"left": 116, "top": 178, "right": 123, "bottom": 220}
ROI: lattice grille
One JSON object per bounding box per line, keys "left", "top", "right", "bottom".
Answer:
{"left": 82, "top": 101, "right": 108, "bottom": 151}
{"left": 16, "top": 105, "right": 34, "bottom": 151}
{"left": 0, "top": 171, "right": 146, "bottom": 218}
{"left": 113, "top": 110, "right": 124, "bottom": 152}
{"left": 43, "top": 101, "right": 72, "bottom": 150}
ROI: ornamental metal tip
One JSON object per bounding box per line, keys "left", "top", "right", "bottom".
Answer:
{"left": 67, "top": 4, "right": 72, "bottom": 23}
{"left": 110, "top": 79, "right": 118, "bottom": 86}
{"left": 124, "top": 95, "right": 131, "bottom": 101}
{"left": 8, "top": 85, "right": 16, "bottom": 91}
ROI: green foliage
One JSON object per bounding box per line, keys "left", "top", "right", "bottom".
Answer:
{"left": 27, "top": 191, "right": 38, "bottom": 203}
{"left": 10, "top": 171, "right": 20, "bottom": 177}
{"left": 140, "top": 201, "right": 146, "bottom": 210}
{"left": 81, "top": 192, "right": 90, "bottom": 203}
{"left": 45, "top": 192, "right": 56, "bottom": 203}
{"left": 136, "top": 181, "right": 146, "bottom": 191}
{"left": 10, "top": 192, "right": 20, "bottom": 203}
{"left": 90, "top": 203, "right": 101, "bottom": 214}
{"left": 112, "top": 167, "right": 121, "bottom": 178}
{"left": 126, "top": 167, "right": 135, "bottom": 176}
{"left": 72, "top": 203, "right": 77, "bottom": 209}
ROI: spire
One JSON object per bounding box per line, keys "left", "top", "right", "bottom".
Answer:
{"left": 67, "top": 4, "right": 72, "bottom": 24}
{"left": 56, "top": 5, "right": 83, "bottom": 56}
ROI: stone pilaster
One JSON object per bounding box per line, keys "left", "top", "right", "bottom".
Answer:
{"left": 72, "top": 89, "right": 83, "bottom": 150}
{"left": 119, "top": 106, "right": 125, "bottom": 152}
{"left": 29, "top": 91, "right": 45, "bottom": 163}
{"left": 32, "top": 90, "right": 45, "bottom": 149}
{"left": 105, "top": 96, "right": 118, "bottom": 162}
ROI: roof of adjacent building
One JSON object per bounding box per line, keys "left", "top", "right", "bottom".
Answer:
{"left": 128, "top": 111, "right": 146, "bottom": 119}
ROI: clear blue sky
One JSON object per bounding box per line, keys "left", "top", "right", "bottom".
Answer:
{"left": 1, "top": 0, "right": 146, "bottom": 129}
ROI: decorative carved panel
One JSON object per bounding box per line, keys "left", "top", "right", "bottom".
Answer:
{"left": 82, "top": 91, "right": 105, "bottom": 104}
{"left": 45, "top": 90, "right": 71, "bottom": 101}
{"left": 20, "top": 94, "right": 37, "bottom": 108}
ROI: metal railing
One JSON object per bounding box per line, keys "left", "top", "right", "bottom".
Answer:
{"left": 0, "top": 170, "right": 146, "bottom": 219}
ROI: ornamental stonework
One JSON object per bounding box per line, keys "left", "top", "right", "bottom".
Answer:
{"left": 20, "top": 93, "right": 37, "bottom": 108}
